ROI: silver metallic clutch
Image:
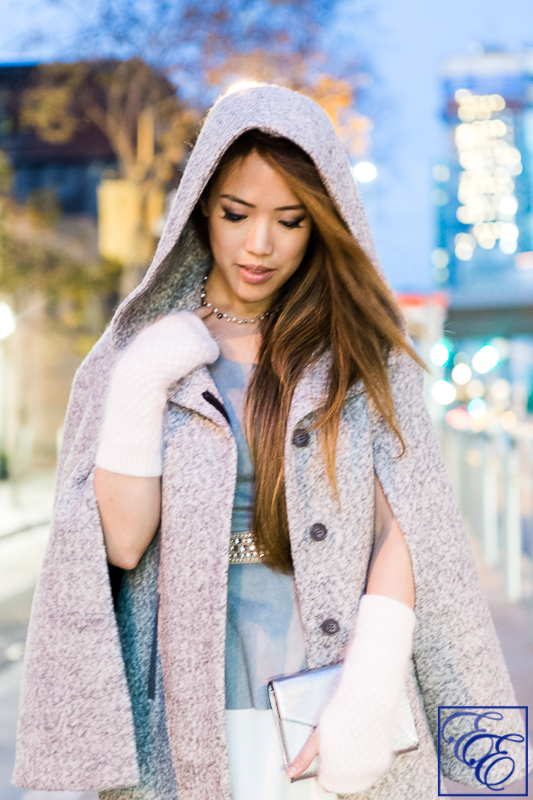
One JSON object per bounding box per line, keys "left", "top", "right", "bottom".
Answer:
{"left": 267, "top": 664, "right": 419, "bottom": 782}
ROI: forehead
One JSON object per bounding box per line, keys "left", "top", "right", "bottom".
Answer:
{"left": 212, "top": 151, "right": 301, "bottom": 206}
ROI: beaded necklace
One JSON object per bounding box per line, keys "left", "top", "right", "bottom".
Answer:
{"left": 200, "top": 275, "right": 276, "bottom": 325}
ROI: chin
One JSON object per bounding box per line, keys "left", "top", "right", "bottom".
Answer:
{"left": 234, "top": 282, "right": 277, "bottom": 304}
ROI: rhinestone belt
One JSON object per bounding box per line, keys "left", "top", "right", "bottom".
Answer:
{"left": 229, "top": 531, "right": 265, "bottom": 564}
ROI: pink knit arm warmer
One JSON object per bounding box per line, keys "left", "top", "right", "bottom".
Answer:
{"left": 96, "top": 311, "right": 219, "bottom": 477}
{"left": 318, "top": 593, "right": 416, "bottom": 794}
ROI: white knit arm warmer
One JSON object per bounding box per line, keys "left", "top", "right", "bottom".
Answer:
{"left": 318, "top": 593, "right": 416, "bottom": 795}
{"left": 96, "top": 311, "right": 219, "bottom": 477}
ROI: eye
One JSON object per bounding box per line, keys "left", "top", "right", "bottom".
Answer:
{"left": 222, "top": 209, "right": 246, "bottom": 223}
{"left": 280, "top": 218, "right": 305, "bottom": 229}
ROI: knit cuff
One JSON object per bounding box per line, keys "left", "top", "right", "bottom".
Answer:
{"left": 319, "top": 765, "right": 390, "bottom": 796}
{"left": 355, "top": 593, "right": 416, "bottom": 637}
{"left": 317, "top": 594, "right": 415, "bottom": 795}
{"left": 95, "top": 440, "right": 163, "bottom": 477}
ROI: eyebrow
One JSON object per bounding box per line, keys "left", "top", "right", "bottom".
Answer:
{"left": 220, "top": 193, "right": 305, "bottom": 211}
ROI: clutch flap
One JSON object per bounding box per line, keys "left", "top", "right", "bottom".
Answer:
{"left": 268, "top": 664, "right": 419, "bottom": 783}
{"left": 268, "top": 665, "right": 342, "bottom": 727}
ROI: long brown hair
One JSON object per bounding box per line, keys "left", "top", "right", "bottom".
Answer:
{"left": 195, "top": 130, "right": 423, "bottom": 574}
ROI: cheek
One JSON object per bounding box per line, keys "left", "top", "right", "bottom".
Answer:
{"left": 282, "top": 229, "right": 312, "bottom": 269}
{"left": 208, "top": 218, "right": 240, "bottom": 261}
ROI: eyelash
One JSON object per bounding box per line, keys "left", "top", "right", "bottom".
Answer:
{"left": 222, "top": 210, "right": 304, "bottom": 229}
{"left": 222, "top": 210, "right": 246, "bottom": 223}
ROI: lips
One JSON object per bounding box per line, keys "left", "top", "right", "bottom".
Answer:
{"left": 238, "top": 264, "right": 274, "bottom": 284}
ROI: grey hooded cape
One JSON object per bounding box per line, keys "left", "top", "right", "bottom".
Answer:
{"left": 13, "top": 84, "right": 531, "bottom": 800}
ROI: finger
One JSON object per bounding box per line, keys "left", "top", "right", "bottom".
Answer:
{"left": 286, "top": 728, "right": 320, "bottom": 778}
{"left": 193, "top": 306, "right": 214, "bottom": 320}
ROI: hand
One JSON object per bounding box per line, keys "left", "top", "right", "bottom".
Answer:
{"left": 120, "top": 311, "right": 219, "bottom": 391}
{"left": 286, "top": 727, "right": 320, "bottom": 780}
{"left": 96, "top": 310, "right": 219, "bottom": 477}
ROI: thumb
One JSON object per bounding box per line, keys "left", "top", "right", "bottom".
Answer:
{"left": 286, "top": 727, "right": 320, "bottom": 779}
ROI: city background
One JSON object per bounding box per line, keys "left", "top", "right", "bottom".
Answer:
{"left": 0, "top": 0, "right": 532, "bottom": 797}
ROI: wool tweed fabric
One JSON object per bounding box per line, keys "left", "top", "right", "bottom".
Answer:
{"left": 13, "top": 84, "right": 531, "bottom": 800}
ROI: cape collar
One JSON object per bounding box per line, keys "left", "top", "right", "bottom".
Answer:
{"left": 168, "top": 350, "right": 364, "bottom": 436}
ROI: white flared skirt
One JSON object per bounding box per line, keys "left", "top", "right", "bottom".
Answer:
{"left": 225, "top": 709, "right": 337, "bottom": 800}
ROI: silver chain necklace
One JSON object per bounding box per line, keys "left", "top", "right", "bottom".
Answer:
{"left": 200, "top": 275, "right": 276, "bottom": 324}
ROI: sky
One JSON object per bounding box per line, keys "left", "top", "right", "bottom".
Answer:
{"left": 1, "top": 0, "right": 533, "bottom": 293}
{"left": 324, "top": 0, "right": 533, "bottom": 293}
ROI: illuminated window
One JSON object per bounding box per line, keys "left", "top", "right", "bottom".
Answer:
{"left": 454, "top": 91, "right": 521, "bottom": 258}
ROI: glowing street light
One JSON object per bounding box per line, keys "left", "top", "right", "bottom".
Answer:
{"left": 430, "top": 342, "right": 450, "bottom": 367}
{"left": 432, "top": 380, "right": 456, "bottom": 405}
{"left": 0, "top": 302, "right": 15, "bottom": 472}
{"left": 451, "top": 363, "right": 472, "bottom": 385}
{"left": 225, "top": 81, "right": 263, "bottom": 96}
{"left": 0, "top": 302, "right": 15, "bottom": 340}
{"left": 468, "top": 398, "right": 486, "bottom": 418}
{"left": 472, "top": 345, "right": 499, "bottom": 374}
{"left": 353, "top": 162, "right": 377, "bottom": 183}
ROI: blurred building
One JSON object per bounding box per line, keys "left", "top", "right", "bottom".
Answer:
{"left": 0, "top": 64, "right": 116, "bottom": 215}
{"left": 431, "top": 51, "right": 533, "bottom": 425}
{"left": 429, "top": 54, "right": 533, "bottom": 608}
{"left": 0, "top": 64, "right": 117, "bottom": 474}
{"left": 433, "top": 51, "right": 533, "bottom": 337}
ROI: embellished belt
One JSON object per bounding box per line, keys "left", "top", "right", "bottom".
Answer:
{"left": 229, "top": 531, "right": 265, "bottom": 565}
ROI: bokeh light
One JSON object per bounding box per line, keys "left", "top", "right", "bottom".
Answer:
{"left": 466, "top": 379, "right": 485, "bottom": 399}
{"left": 489, "top": 378, "right": 511, "bottom": 402}
{"left": 430, "top": 342, "right": 450, "bottom": 367}
{"left": 353, "top": 162, "right": 377, "bottom": 182}
{"left": 433, "top": 164, "right": 450, "bottom": 182}
{"left": 472, "top": 344, "right": 499, "bottom": 373}
{"left": 452, "top": 363, "right": 472, "bottom": 385}
{"left": 466, "top": 448, "right": 483, "bottom": 466}
{"left": 445, "top": 407, "right": 470, "bottom": 430}
{"left": 453, "top": 91, "right": 521, "bottom": 258}
{"left": 500, "top": 410, "right": 517, "bottom": 430}
{"left": 431, "top": 248, "right": 449, "bottom": 268}
{"left": 468, "top": 398, "right": 486, "bottom": 418}
{"left": 432, "top": 379, "right": 456, "bottom": 405}
{"left": 225, "top": 81, "right": 263, "bottom": 95}
{"left": 0, "top": 301, "right": 16, "bottom": 340}
{"left": 489, "top": 337, "right": 510, "bottom": 359}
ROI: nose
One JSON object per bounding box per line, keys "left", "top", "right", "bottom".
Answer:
{"left": 244, "top": 217, "right": 274, "bottom": 257}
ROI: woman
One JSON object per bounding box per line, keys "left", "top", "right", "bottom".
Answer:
{"left": 13, "top": 84, "right": 529, "bottom": 800}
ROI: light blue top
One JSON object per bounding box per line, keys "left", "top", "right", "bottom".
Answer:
{"left": 208, "top": 355, "right": 255, "bottom": 533}
{"left": 208, "top": 355, "right": 308, "bottom": 710}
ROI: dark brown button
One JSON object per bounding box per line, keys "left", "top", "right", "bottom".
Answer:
{"left": 321, "top": 618, "right": 340, "bottom": 636}
{"left": 310, "top": 523, "right": 328, "bottom": 542}
{"left": 292, "top": 428, "right": 310, "bottom": 448}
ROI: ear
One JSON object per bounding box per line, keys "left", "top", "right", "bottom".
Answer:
{"left": 199, "top": 195, "right": 209, "bottom": 217}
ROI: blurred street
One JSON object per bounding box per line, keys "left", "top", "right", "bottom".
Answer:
{"left": 0, "top": 471, "right": 531, "bottom": 799}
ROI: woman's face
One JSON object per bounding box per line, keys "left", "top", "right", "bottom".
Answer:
{"left": 201, "top": 151, "right": 312, "bottom": 311}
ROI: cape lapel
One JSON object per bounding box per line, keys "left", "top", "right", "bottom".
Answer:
{"left": 287, "top": 356, "right": 330, "bottom": 434}
{"left": 167, "top": 366, "right": 232, "bottom": 431}
{"left": 287, "top": 354, "right": 365, "bottom": 434}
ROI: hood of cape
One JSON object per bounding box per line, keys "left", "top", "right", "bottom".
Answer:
{"left": 111, "top": 83, "right": 386, "bottom": 348}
